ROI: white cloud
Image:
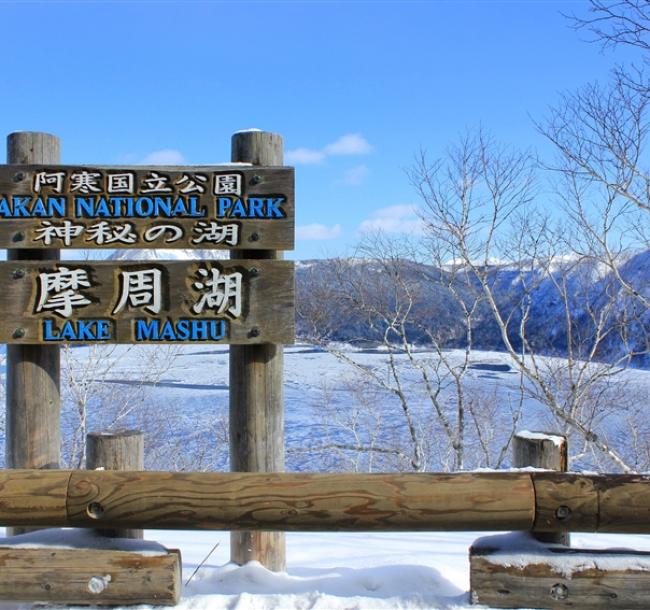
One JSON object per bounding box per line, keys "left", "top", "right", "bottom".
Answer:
{"left": 342, "top": 164, "right": 369, "bottom": 186}
{"left": 297, "top": 223, "right": 343, "bottom": 240}
{"left": 286, "top": 133, "right": 372, "bottom": 165}
{"left": 358, "top": 204, "right": 425, "bottom": 235}
{"left": 324, "top": 133, "right": 373, "bottom": 156}
{"left": 285, "top": 148, "right": 326, "bottom": 165}
{"left": 140, "top": 149, "right": 186, "bottom": 164}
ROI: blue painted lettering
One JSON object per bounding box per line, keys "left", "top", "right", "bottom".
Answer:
{"left": 0, "top": 196, "right": 66, "bottom": 218}
{"left": 74, "top": 196, "right": 205, "bottom": 218}
{"left": 266, "top": 197, "right": 285, "bottom": 218}
{"left": 217, "top": 197, "right": 233, "bottom": 217}
{"left": 134, "top": 318, "right": 225, "bottom": 342}
{"left": 135, "top": 318, "right": 158, "bottom": 340}
{"left": 42, "top": 319, "right": 113, "bottom": 342}
{"left": 215, "top": 196, "right": 286, "bottom": 219}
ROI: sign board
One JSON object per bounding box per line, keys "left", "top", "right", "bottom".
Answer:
{"left": 0, "top": 165, "right": 294, "bottom": 250}
{"left": 0, "top": 260, "right": 294, "bottom": 344}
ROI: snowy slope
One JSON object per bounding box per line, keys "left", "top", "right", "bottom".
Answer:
{"left": 296, "top": 253, "right": 650, "bottom": 365}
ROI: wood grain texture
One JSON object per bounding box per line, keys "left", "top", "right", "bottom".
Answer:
{"left": 470, "top": 544, "right": 650, "bottom": 608}
{"left": 87, "top": 430, "right": 144, "bottom": 539}
{"left": 513, "top": 432, "right": 569, "bottom": 545}
{"left": 533, "top": 474, "right": 599, "bottom": 533}
{"left": 87, "top": 430, "right": 144, "bottom": 472}
{"left": 0, "top": 546, "right": 180, "bottom": 605}
{"left": 2, "top": 470, "right": 650, "bottom": 533}
{"left": 597, "top": 474, "right": 650, "bottom": 533}
{"left": 0, "top": 469, "right": 70, "bottom": 526}
{"left": 232, "top": 132, "right": 284, "bottom": 166}
{"left": 5, "top": 132, "right": 61, "bottom": 537}
{"left": 513, "top": 433, "right": 567, "bottom": 471}
{"left": 0, "top": 259, "right": 294, "bottom": 344}
{"left": 66, "top": 471, "right": 536, "bottom": 531}
{"left": 533, "top": 473, "right": 650, "bottom": 533}
{"left": 0, "top": 164, "right": 294, "bottom": 250}
{"left": 229, "top": 130, "right": 286, "bottom": 571}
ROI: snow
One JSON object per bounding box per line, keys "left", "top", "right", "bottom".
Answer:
{"left": 2, "top": 527, "right": 650, "bottom": 609}
{"left": 0, "top": 528, "right": 167, "bottom": 555}
{"left": 472, "top": 532, "right": 650, "bottom": 578}
{"left": 0, "top": 343, "right": 649, "bottom": 608}
{"left": 108, "top": 248, "right": 229, "bottom": 261}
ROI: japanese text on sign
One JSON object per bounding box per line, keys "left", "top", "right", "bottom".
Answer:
{"left": 35, "top": 263, "right": 242, "bottom": 342}
{"left": 0, "top": 166, "right": 294, "bottom": 250}
{"left": 0, "top": 259, "right": 294, "bottom": 344}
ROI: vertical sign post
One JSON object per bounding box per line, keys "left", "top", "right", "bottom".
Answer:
{"left": 229, "top": 131, "right": 286, "bottom": 571}
{"left": 6, "top": 132, "right": 61, "bottom": 536}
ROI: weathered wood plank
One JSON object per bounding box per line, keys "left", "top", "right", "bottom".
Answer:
{"left": 470, "top": 533, "right": 650, "bottom": 608}
{"left": 0, "top": 259, "right": 294, "bottom": 344}
{"left": 229, "top": 130, "right": 286, "bottom": 571}
{"left": 0, "top": 546, "right": 181, "bottom": 605}
{"left": 0, "top": 164, "right": 294, "bottom": 250}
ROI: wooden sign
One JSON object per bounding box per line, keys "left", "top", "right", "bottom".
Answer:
{"left": 0, "top": 259, "right": 294, "bottom": 344}
{"left": 0, "top": 165, "right": 294, "bottom": 250}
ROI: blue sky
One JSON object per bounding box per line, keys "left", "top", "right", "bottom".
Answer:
{"left": 0, "top": 0, "right": 635, "bottom": 259}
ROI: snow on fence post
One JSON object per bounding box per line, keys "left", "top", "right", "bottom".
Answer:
{"left": 5, "top": 132, "right": 61, "bottom": 536}
{"left": 513, "top": 430, "right": 569, "bottom": 546}
{"left": 469, "top": 433, "right": 650, "bottom": 609}
{"left": 86, "top": 430, "right": 144, "bottom": 539}
{"left": 229, "top": 130, "right": 286, "bottom": 572}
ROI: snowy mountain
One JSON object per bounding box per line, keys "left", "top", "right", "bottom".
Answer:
{"left": 108, "top": 248, "right": 229, "bottom": 261}
{"left": 297, "top": 252, "right": 650, "bottom": 367}
{"left": 101, "top": 249, "right": 650, "bottom": 366}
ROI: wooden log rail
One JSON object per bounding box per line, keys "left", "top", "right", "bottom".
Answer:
{"left": 0, "top": 470, "right": 648, "bottom": 533}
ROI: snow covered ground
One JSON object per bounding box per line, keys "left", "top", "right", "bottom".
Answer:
{"left": 1, "top": 343, "right": 649, "bottom": 608}
{"left": 1, "top": 527, "right": 650, "bottom": 609}
{"left": 48, "top": 342, "right": 650, "bottom": 472}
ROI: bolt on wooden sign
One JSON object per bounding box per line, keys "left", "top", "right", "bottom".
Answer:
{"left": 0, "top": 165, "right": 294, "bottom": 250}
{"left": 0, "top": 259, "right": 294, "bottom": 344}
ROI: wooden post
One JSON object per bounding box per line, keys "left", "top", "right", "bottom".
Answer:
{"left": 86, "top": 430, "right": 144, "bottom": 539}
{"left": 229, "top": 130, "right": 286, "bottom": 571}
{"left": 513, "top": 430, "right": 569, "bottom": 545}
{"left": 5, "top": 132, "right": 61, "bottom": 536}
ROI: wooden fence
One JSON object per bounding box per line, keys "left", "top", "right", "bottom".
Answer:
{"left": 0, "top": 469, "right": 648, "bottom": 534}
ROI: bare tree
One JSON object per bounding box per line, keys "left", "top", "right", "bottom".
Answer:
{"left": 571, "top": 0, "right": 650, "bottom": 54}
{"left": 411, "top": 131, "right": 638, "bottom": 472}
{"left": 297, "top": 230, "right": 524, "bottom": 472}
{"left": 287, "top": 375, "right": 411, "bottom": 472}
{"left": 61, "top": 343, "right": 181, "bottom": 468}
{"left": 294, "top": 3, "right": 650, "bottom": 474}
{"left": 541, "top": 1, "right": 650, "bottom": 365}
